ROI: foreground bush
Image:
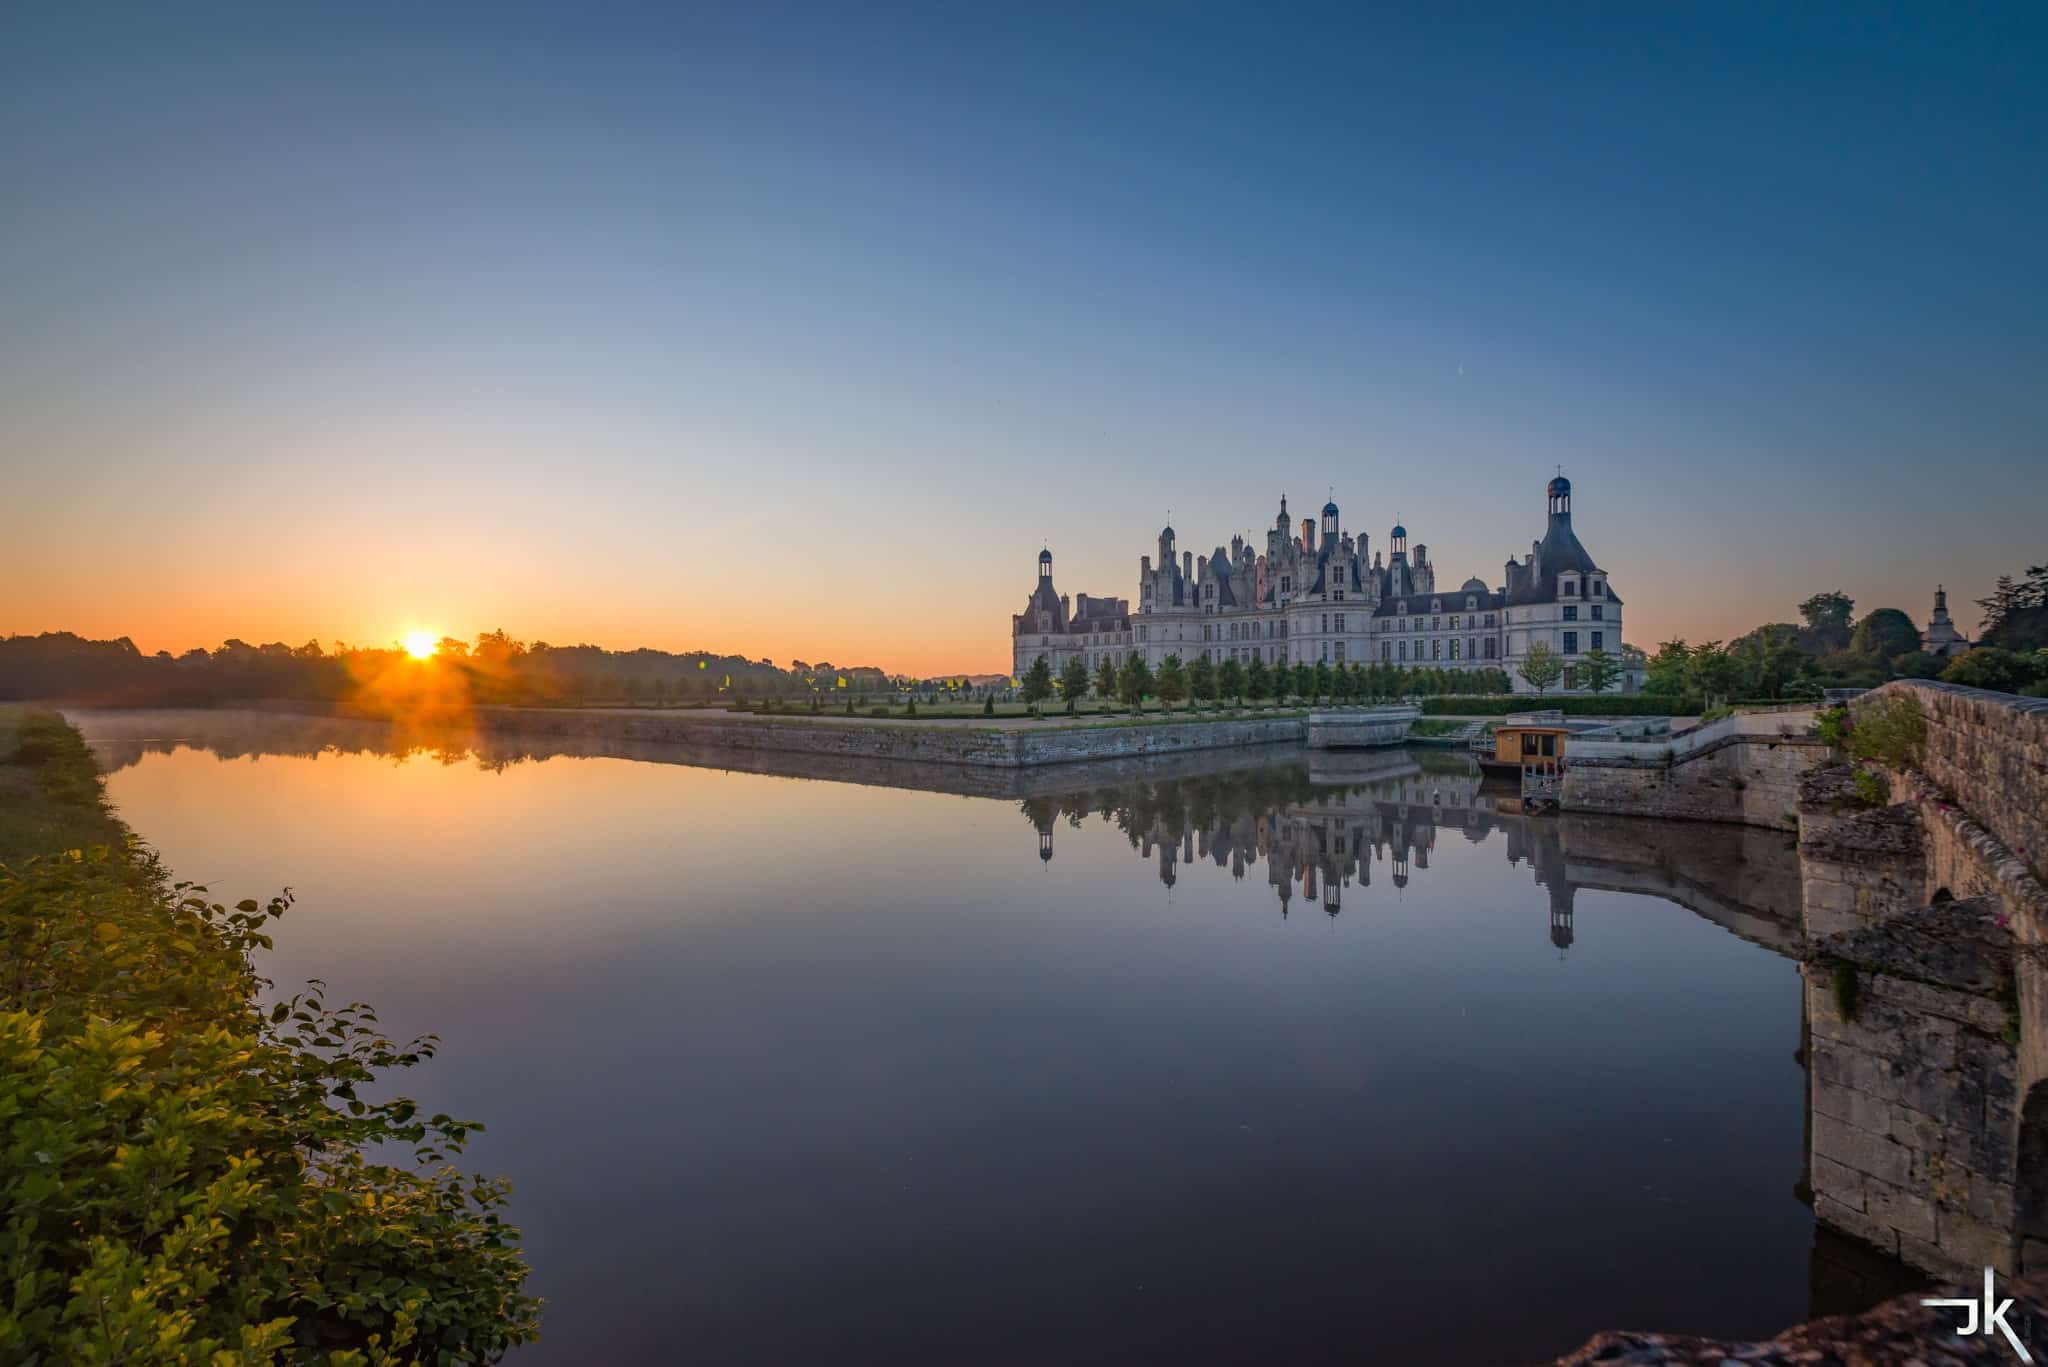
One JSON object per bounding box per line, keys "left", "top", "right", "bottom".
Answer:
{"left": 0, "top": 717, "right": 538, "bottom": 1364}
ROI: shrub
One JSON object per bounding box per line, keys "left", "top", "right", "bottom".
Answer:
{"left": 1814, "top": 705, "right": 1850, "bottom": 752}
{"left": 0, "top": 719, "right": 538, "bottom": 1363}
{"left": 1849, "top": 691, "right": 1926, "bottom": 769}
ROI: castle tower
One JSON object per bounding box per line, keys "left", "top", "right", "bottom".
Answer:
{"left": 1925, "top": 584, "right": 1967, "bottom": 658}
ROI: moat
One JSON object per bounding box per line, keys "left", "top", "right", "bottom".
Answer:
{"left": 72, "top": 708, "right": 1933, "bottom": 1364}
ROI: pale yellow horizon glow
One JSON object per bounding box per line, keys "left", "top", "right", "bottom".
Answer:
{"left": 402, "top": 631, "right": 439, "bottom": 660}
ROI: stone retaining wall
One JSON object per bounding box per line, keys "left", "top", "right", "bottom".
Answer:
{"left": 1562, "top": 715, "right": 1826, "bottom": 830}
{"left": 1802, "top": 901, "right": 2020, "bottom": 1279}
{"left": 1856, "top": 681, "right": 2048, "bottom": 891}
{"left": 458, "top": 705, "right": 1310, "bottom": 769}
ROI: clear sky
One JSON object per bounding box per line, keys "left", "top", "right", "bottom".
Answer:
{"left": 4, "top": 3, "right": 2043, "bottom": 674}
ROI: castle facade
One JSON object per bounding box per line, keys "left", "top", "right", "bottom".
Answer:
{"left": 1014, "top": 474, "right": 1634, "bottom": 694}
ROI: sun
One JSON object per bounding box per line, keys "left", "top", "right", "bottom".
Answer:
{"left": 401, "top": 631, "right": 438, "bottom": 660}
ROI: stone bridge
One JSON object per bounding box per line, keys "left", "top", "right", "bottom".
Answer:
{"left": 1793, "top": 681, "right": 2048, "bottom": 1281}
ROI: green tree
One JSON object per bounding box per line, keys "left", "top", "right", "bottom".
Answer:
{"left": 1244, "top": 654, "right": 1270, "bottom": 705}
{"left": 1290, "top": 662, "right": 1313, "bottom": 702}
{"left": 1094, "top": 657, "right": 1118, "bottom": 700}
{"left": 1058, "top": 656, "right": 1092, "bottom": 706}
{"left": 1155, "top": 653, "right": 1189, "bottom": 710}
{"left": 1798, "top": 591, "right": 1856, "bottom": 653}
{"left": 1686, "top": 641, "right": 1743, "bottom": 701}
{"left": 1849, "top": 609, "right": 1922, "bottom": 666}
{"left": 1020, "top": 655, "right": 1055, "bottom": 705}
{"left": 1518, "top": 641, "right": 1564, "bottom": 695}
{"left": 1310, "top": 659, "right": 1332, "bottom": 703}
{"left": 1218, "top": 657, "right": 1246, "bottom": 703}
{"left": 1578, "top": 646, "right": 1618, "bottom": 694}
{"left": 1940, "top": 646, "right": 2043, "bottom": 694}
{"left": 1643, "top": 640, "right": 1691, "bottom": 695}
{"left": 1187, "top": 654, "right": 1217, "bottom": 705}
{"left": 1735, "top": 625, "right": 1807, "bottom": 699}
{"left": 1116, "top": 653, "right": 1152, "bottom": 710}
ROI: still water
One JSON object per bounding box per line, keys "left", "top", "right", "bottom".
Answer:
{"left": 71, "top": 709, "right": 1905, "bottom": 1363}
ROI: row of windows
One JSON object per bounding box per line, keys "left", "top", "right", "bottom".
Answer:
{"left": 1560, "top": 605, "right": 1605, "bottom": 621}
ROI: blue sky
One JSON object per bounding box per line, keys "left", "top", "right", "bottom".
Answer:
{"left": 4, "top": 2, "right": 2043, "bottom": 670}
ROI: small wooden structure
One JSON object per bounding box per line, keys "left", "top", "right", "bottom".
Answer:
{"left": 1476, "top": 720, "right": 1570, "bottom": 777}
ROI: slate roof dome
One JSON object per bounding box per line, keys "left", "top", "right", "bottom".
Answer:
{"left": 1548, "top": 475, "right": 1571, "bottom": 499}
{"left": 1038, "top": 546, "right": 1052, "bottom": 563}
{"left": 1160, "top": 524, "right": 1175, "bottom": 540}
{"left": 1461, "top": 577, "right": 1488, "bottom": 593}
{"left": 1322, "top": 500, "right": 1339, "bottom": 515}
{"left": 1391, "top": 523, "right": 1407, "bottom": 539}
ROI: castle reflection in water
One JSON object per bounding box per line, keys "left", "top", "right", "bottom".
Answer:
{"left": 1019, "top": 748, "right": 1807, "bottom": 960}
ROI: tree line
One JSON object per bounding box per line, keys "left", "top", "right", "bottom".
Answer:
{"left": 0, "top": 631, "right": 900, "bottom": 708}
{"left": 1642, "top": 573, "right": 2048, "bottom": 703}
{"left": 1017, "top": 651, "right": 1515, "bottom": 711}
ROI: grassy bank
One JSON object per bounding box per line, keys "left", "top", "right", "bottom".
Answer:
{"left": 0, "top": 711, "right": 539, "bottom": 1363}
{"left": 0, "top": 705, "right": 129, "bottom": 864}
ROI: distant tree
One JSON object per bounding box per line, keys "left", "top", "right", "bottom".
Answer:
{"left": 1094, "top": 658, "right": 1118, "bottom": 700}
{"left": 1798, "top": 592, "right": 1856, "bottom": 653}
{"left": 1891, "top": 650, "right": 1942, "bottom": 680}
{"left": 1940, "top": 647, "right": 2043, "bottom": 694}
{"left": 1578, "top": 646, "right": 1618, "bottom": 694}
{"left": 1218, "top": 657, "right": 1246, "bottom": 703}
{"left": 1244, "top": 654, "right": 1270, "bottom": 704}
{"left": 1187, "top": 654, "right": 1218, "bottom": 705}
{"left": 1116, "top": 654, "right": 1152, "bottom": 711}
{"left": 1686, "top": 641, "right": 1743, "bottom": 701}
{"left": 1058, "top": 656, "right": 1091, "bottom": 706}
{"left": 983, "top": 695, "right": 995, "bottom": 716}
{"left": 1643, "top": 640, "right": 1692, "bottom": 696}
{"left": 1310, "top": 659, "right": 1332, "bottom": 703}
{"left": 1290, "top": 663, "right": 1313, "bottom": 701}
{"left": 1978, "top": 566, "right": 2048, "bottom": 652}
{"left": 1849, "top": 609, "right": 1922, "bottom": 665}
{"left": 1155, "top": 654, "right": 1189, "bottom": 710}
{"left": 1021, "top": 656, "right": 1054, "bottom": 705}
{"left": 1733, "top": 625, "right": 1807, "bottom": 699}
{"left": 1518, "top": 641, "right": 1564, "bottom": 695}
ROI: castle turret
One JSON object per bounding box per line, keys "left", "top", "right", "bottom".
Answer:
{"left": 1925, "top": 583, "right": 1967, "bottom": 658}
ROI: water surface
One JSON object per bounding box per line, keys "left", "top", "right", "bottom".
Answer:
{"left": 73, "top": 708, "right": 1899, "bottom": 1363}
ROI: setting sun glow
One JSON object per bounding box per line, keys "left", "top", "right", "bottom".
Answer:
{"left": 402, "top": 631, "right": 438, "bottom": 660}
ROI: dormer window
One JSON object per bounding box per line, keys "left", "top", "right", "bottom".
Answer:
{"left": 1592, "top": 580, "right": 1606, "bottom": 598}
{"left": 1396, "top": 601, "right": 1406, "bottom": 614}
{"left": 1562, "top": 578, "right": 1577, "bottom": 597}
{"left": 1431, "top": 599, "right": 1441, "bottom": 613}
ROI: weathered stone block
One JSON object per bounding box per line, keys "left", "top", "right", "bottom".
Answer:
{"left": 1865, "top": 1177, "right": 1938, "bottom": 1242}
{"left": 1810, "top": 1153, "right": 1867, "bottom": 1211}
{"left": 1815, "top": 1193, "right": 1900, "bottom": 1255}
{"left": 1812, "top": 1077, "right": 1891, "bottom": 1137}
{"left": 1937, "top": 1207, "right": 2017, "bottom": 1274}
{"left": 1813, "top": 1111, "right": 1912, "bottom": 1187}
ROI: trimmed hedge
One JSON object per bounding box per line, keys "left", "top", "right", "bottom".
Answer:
{"left": 1422, "top": 694, "right": 1704, "bottom": 717}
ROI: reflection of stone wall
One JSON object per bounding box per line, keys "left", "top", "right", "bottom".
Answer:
{"left": 1802, "top": 901, "right": 2019, "bottom": 1278}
